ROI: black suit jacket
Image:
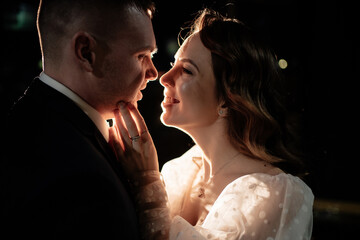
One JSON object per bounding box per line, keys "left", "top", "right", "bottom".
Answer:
{"left": 0, "top": 78, "right": 140, "bottom": 239}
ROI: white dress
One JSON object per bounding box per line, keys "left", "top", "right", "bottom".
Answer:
{"left": 161, "top": 145, "right": 314, "bottom": 240}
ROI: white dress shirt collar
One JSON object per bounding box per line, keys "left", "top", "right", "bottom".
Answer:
{"left": 38, "top": 72, "right": 109, "bottom": 142}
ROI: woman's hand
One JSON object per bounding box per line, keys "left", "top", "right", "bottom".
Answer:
{"left": 109, "top": 103, "right": 171, "bottom": 240}
{"left": 109, "top": 102, "right": 159, "bottom": 180}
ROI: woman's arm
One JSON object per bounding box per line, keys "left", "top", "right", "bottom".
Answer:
{"left": 109, "top": 102, "right": 171, "bottom": 239}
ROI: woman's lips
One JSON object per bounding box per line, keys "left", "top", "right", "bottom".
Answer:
{"left": 162, "top": 96, "right": 180, "bottom": 107}
{"left": 164, "top": 96, "right": 180, "bottom": 104}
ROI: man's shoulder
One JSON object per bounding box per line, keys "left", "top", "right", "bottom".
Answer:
{"left": 7, "top": 79, "right": 73, "bottom": 126}
{"left": 7, "top": 79, "right": 92, "bottom": 137}
{"left": 4, "top": 79, "right": 105, "bottom": 168}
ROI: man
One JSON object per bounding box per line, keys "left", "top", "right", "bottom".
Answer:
{"left": 0, "top": 0, "right": 158, "bottom": 239}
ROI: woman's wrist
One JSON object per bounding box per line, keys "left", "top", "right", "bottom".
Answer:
{"left": 128, "top": 170, "right": 165, "bottom": 188}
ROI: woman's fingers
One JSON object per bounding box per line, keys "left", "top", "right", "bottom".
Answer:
{"left": 118, "top": 102, "right": 138, "bottom": 137}
{"left": 114, "top": 108, "right": 132, "bottom": 147}
{"left": 111, "top": 102, "right": 159, "bottom": 173}
{"left": 125, "top": 103, "right": 158, "bottom": 171}
{"left": 117, "top": 102, "right": 143, "bottom": 152}
{"left": 109, "top": 127, "right": 124, "bottom": 159}
{"left": 126, "top": 103, "right": 150, "bottom": 141}
{"left": 109, "top": 126, "right": 138, "bottom": 177}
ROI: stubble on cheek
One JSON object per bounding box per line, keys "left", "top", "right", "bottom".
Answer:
{"left": 116, "top": 70, "right": 145, "bottom": 106}
{"left": 94, "top": 60, "right": 124, "bottom": 111}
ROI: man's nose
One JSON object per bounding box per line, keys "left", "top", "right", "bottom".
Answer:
{"left": 145, "top": 59, "right": 158, "bottom": 81}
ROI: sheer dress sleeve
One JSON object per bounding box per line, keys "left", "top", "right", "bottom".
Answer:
{"left": 168, "top": 173, "right": 314, "bottom": 240}
{"left": 130, "top": 170, "right": 171, "bottom": 240}
{"left": 133, "top": 147, "right": 314, "bottom": 240}
{"left": 130, "top": 146, "right": 202, "bottom": 240}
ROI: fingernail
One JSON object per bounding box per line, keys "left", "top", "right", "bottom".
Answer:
{"left": 117, "top": 102, "right": 126, "bottom": 109}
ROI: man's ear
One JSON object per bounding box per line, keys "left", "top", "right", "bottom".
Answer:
{"left": 73, "top": 32, "right": 96, "bottom": 72}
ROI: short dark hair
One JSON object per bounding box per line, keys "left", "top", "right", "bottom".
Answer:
{"left": 187, "top": 9, "right": 306, "bottom": 176}
{"left": 37, "top": 0, "right": 155, "bottom": 61}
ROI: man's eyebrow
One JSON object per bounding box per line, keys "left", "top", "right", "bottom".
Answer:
{"left": 178, "top": 58, "right": 200, "bottom": 72}
{"left": 151, "top": 47, "right": 158, "bottom": 56}
{"left": 136, "top": 45, "right": 158, "bottom": 54}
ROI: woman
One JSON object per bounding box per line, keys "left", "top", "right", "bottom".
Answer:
{"left": 110, "top": 9, "right": 314, "bottom": 240}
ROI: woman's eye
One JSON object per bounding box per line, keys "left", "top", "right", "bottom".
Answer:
{"left": 169, "top": 62, "right": 192, "bottom": 75}
{"left": 182, "top": 68, "right": 192, "bottom": 75}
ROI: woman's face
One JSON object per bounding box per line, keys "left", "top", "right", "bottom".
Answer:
{"left": 160, "top": 33, "right": 220, "bottom": 131}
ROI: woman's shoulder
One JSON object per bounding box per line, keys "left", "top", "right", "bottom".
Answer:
{"left": 201, "top": 173, "right": 314, "bottom": 239}
{"left": 161, "top": 145, "right": 203, "bottom": 192}
{"left": 161, "top": 144, "right": 203, "bottom": 173}
{"left": 223, "top": 173, "right": 313, "bottom": 199}
{"left": 212, "top": 172, "right": 314, "bottom": 216}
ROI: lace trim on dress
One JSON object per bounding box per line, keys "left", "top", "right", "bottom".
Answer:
{"left": 130, "top": 170, "right": 171, "bottom": 240}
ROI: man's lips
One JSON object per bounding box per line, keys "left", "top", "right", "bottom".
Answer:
{"left": 137, "top": 91, "right": 143, "bottom": 100}
{"left": 136, "top": 84, "right": 147, "bottom": 101}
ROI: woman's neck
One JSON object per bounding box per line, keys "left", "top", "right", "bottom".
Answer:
{"left": 186, "top": 121, "right": 241, "bottom": 182}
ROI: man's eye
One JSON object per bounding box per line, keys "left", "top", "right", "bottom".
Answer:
{"left": 138, "top": 54, "right": 146, "bottom": 60}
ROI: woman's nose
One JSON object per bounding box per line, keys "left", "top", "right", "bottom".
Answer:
{"left": 159, "top": 69, "right": 175, "bottom": 87}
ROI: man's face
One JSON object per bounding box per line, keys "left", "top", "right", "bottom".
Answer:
{"left": 94, "top": 6, "right": 158, "bottom": 119}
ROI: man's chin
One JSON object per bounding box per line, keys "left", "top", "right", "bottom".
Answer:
{"left": 130, "top": 101, "right": 138, "bottom": 108}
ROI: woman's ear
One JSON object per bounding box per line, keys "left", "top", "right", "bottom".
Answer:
{"left": 218, "top": 101, "right": 228, "bottom": 117}
{"left": 73, "top": 32, "right": 96, "bottom": 72}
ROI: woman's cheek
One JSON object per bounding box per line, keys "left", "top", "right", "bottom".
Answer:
{"left": 179, "top": 81, "right": 196, "bottom": 104}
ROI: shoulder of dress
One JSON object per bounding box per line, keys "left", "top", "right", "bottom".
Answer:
{"left": 161, "top": 145, "right": 203, "bottom": 171}
{"left": 218, "top": 173, "right": 314, "bottom": 203}
{"left": 202, "top": 173, "right": 314, "bottom": 239}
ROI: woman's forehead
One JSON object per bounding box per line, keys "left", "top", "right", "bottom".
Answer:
{"left": 175, "top": 34, "right": 211, "bottom": 65}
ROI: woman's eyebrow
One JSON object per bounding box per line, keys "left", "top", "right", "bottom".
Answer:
{"left": 178, "top": 58, "right": 200, "bottom": 72}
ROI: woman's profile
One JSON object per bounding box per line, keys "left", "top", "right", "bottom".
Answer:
{"left": 110, "top": 8, "right": 314, "bottom": 240}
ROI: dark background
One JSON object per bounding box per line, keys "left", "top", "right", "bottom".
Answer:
{"left": 1, "top": 0, "right": 359, "bottom": 239}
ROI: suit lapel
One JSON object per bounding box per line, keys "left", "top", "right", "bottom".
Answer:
{"left": 92, "top": 129, "right": 132, "bottom": 192}
{"left": 25, "top": 79, "right": 131, "bottom": 192}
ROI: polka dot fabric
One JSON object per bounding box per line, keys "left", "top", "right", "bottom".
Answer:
{"left": 162, "top": 146, "right": 314, "bottom": 240}
{"left": 169, "top": 173, "right": 313, "bottom": 240}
